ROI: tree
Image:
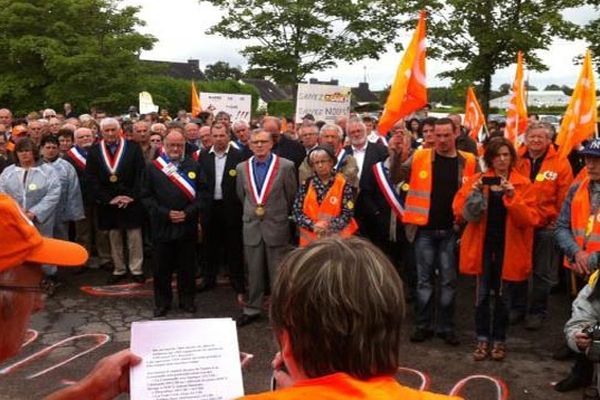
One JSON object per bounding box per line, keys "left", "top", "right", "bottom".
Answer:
{"left": 404, "top": 0, "right": 584, "bottom": 115}
{"left": 498, "top": 83, "right": 511, "bottom": 95}
{"left": 584, "top": 14, "right": 600, "bottom": 74}
{"left": 545, "top": 84, "right": 562, "bottom": 91}
{"left": 200, "top": 0, "right": 409, "bottom": 95}
{"left": 0, "top": 0, "right": 156, "bottom": 114}
{"left": 204, "top": 61, "right": 243, "bottom": 81}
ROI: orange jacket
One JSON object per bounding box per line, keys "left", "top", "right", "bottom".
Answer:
{"left": 515, "top": 145, "right": 573, "bottom": 227}
{"left": 239, "top": 372, "right": 460, "bottom": 400}
{"left": 570, "top": 177, "right": 600, "bottom": 253}
{"left": 299, "top": 174, "right": 358, "bottom": 247}
{"left": 453, "top": 170, "right": 539, "bottom": 281}
{"left": 403, "top": 149, "right": 477, "bottom": 226}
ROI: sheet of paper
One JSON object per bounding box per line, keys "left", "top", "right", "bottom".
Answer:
{"left": 130, "top": 318, "right": 244, "bottom": 400}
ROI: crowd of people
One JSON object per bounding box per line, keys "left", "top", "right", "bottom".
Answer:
{"left": 1, "top": 102, "right": 600, "bottom": 397}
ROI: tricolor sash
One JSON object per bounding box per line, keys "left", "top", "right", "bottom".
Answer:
{"left": 335, "top": 149, "right": 348, "bottom": 171}
{"left": 192, "top": 149, "right": 201, "bottom": 161}
{"left": 66, "top": 147, "right": 87, "bottom": 170}
{"left": 152, "top": 155, "right": 196, "bottom": 200}
{"left": 246, "top": 154, "right": 280, "bottom": 206}
{"left": 373, "top": 161, "right": 405, "bottom": 219}
{"left": 100, "top": 139, "right": 126, "bottom": 175}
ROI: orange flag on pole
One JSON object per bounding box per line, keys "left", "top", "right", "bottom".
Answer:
{"left": 504, "top": 51, "right": 528, "bottom": 145}
{"left": 378, "top": 11, "right": 427, "bottom": 135}
{"left": 464, "top": 86, "right": 486, "bottom": 142}
{"left": 555, "top": 50, "right": 598, "bottom": 159}
{"left": 191, "top": 80, "right": 202, "bottom": 117}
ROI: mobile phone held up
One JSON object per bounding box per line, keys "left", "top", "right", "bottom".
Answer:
{"left": 481, "top": 176, "right": 501, "bottom": 186}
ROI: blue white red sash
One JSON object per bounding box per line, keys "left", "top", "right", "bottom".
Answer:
{"left": 373, "top": 161, "right": 404, "bottom": 219}
{"left": 152, "top": 155, "right": 196, "bottom": 200}
{"left": 66, "top": 147, "right": 87, "bottom": 170}
{"left": 246, "top": 154, "right": 280, "bottom": 205}
{"left": 230, "top": 140, "right": 240, "bottom": 150}
{"left": 335, "top": 149, "right": 348, "bottom": 171}
{"left": 100, "top": 139, "right": 126, "bottom": 175}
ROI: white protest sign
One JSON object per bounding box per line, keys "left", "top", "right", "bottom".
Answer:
{"left": 139, "top": 92, "right": 159, "bottom": 114}
{"left": 295, "top": 83, "right": 351, "bottom": 123}
{"left": 199, "top": 92, "right": 252, "bottom": 122}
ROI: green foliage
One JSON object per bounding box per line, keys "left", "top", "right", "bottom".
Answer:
{"left": 201, "top": 0, "right": 409, "bottom": 86}
{"left": 140, "top": 77, "right": 261, "bottom": 114}
{"left": 0, "top": 0, "right": 156, "bottom": 115}
{"left": 267, "top": 100, "right": 294, "bottom": 118}
{"left": 405, "top": 0, "right": 585, "bottom": 115}
{"left": 205, "top": 61, "right": 243, "bottom": 81}
{"left": 585, "top": 15, "right": 600, "bottom": 73}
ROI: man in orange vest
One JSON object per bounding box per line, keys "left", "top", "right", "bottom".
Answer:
{"left": 510, "top": 122, "right": 573, "bottom": 330}
{"left": 391, "top": 117, "right": 477, "bottom": 345}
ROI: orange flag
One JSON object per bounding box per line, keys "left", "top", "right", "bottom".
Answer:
{"left": 464, "top": 86, "right": 486, "bottom": 141}
{"left": 280, "top": 116, "right": 288, "bottom": 133}
{"left": 191, "top": 80, "right": 202, "bottom": 117}
{"left": 378, "top": 11, "right": 427, "bottom": 135}
{"left": 504, "top": 51, "right": 528, "bottom": 145}
{"left": 556, "top": 50, "right": 598, "bottom": 159}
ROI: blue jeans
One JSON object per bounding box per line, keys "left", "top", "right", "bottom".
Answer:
{"left": 476, "top": 243, "right": 510, "bottom": 343}
{"left": 414, "top": 228, "right": 457, "bottom": 334}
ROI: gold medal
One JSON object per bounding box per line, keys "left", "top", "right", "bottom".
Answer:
{"left": 255, "top": 205, "right": 265, "bottom": 217}
{"left": 187, "top": 171, "right": 196, "bottom": 179}
{"left": 229, "top": 169, "right": 237, "bottom": 177}
{"left": 28, "top": 183, "right": 37, "bottom": 191}
{"left": 109, "top": 174, "right": 118, "bottom": 183}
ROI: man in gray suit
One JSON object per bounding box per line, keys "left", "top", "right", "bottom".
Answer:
{"left": 236, "top": 128, "right": 297, "bottom": 327}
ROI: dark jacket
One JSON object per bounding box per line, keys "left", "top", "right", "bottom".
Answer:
{"left": 64, "top": 147, "right": 92, "bottom": 206}
{"left": 142, "top": 157, "right": 205, "bottom": 242}
{"left": 273, "top": 135, "right": 306, "bottom": 170}
{"left": 86, "top": 140, "right": 146, "bottom": 230}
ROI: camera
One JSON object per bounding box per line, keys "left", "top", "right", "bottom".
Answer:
{"left": 583, "top": 323, "right": 600, "bottom": 363}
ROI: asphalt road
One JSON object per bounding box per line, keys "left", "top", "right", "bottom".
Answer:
{"left": 0, "top": 263, "right": 587, "bottom": 400}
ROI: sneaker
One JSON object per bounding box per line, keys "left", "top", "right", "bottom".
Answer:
{"left": 473, "top": 341, "right": 489, "bottom": 361}
{"left": 525, "top": 314, "right": 544, "bottom": 331}
{"left": 410, "top": 328, "right": 434, "bottom": 343}
{"left": 490, "top": 342, "right": 506, "bottom": 361}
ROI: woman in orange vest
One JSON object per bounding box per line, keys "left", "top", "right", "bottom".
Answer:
{"left": 453, "top": 137, "right": 539, "bottom": 362}
{"left": 293, "top": 145, "right": 358, "bottom": 247}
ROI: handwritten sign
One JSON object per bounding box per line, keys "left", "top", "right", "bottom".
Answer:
{"left": 199, "top": 92, "right": 252, "bottom": 122}
{"left": 295, "top": 83, "right": 351, "bottom": 123}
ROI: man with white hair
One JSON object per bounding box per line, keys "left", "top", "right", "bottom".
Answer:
{"left": 86, "top": 118, "right": 146, "bottom": 284}
{"left": 150, "top": 123, "right": 167, "bottom": 138}
{"left": 232, "top": 120, "right": 253, "bottom": 159}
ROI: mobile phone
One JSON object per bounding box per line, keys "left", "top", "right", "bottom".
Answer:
{"left": 481, "top": 176, "right": 501, "bottom": 186}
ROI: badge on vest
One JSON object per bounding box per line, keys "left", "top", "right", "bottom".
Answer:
{"left": 187, "top": 171, "right": 196, "bottom": 179}
{"left": 347, "top": 200, "right": 354, "bottom": 209}
{"left": 229, "top": 169, "right": 237, "bottom": 177}
{"left": 28, "top": 183, "right": 37, "bottom": 191}
{"left": 401, "top": 183, "right": 410, "bottom": 192}
{"left": 329, "top": 196, "right": 338, "bottom": 205}
{"left": 419, "top": 170, "right": 428, "bottom": 179}
{"left": 536, "top": 171, "right": 558, "bottom": 182}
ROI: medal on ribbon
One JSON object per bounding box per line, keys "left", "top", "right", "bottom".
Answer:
{"left": 153, "top": 155, "right": 197, "bottom": 200}
{"left": 246, "top": 154, "right": 280, "bottom": 218}
{"left": 100, "top": 139, "right": 126, "bottom": 183}
{"left": 373, "top": 161, "right": 405, "bottom": 220}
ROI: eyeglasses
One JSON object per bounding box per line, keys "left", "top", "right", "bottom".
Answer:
{"left": 0, "top": 280, "right": 53, "bottom": 296}
{"left": 251, "top": 140, "right": 270, "bottom": 145}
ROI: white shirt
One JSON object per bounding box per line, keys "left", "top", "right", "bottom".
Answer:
{"left": 209, "top": 144, "right": 230, "bottom": 200}
{"left": 367, "top": 131, "right": 388, "bottom": 146}
{"left": 352, "top": 144, "right": 367, "bottom": 178}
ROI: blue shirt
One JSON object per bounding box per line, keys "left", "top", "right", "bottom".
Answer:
{"left": 252, "top": 153, "right": 273, "bottom": 194}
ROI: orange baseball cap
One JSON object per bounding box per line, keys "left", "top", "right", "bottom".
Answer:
{"left": 0, "top": 193, "right": 88, "bottom": 272}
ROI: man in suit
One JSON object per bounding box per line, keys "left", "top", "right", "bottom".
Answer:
{"left": 344, "top": 118, "right": 388, "bottom": 239}
{"left": 86, "top": 118, "right": 146, "bottom": 284}
{"left": 262, "top": 116, "right": 306, "bottom": 170}
{"left": 236, "top": 128, "right": 297, "bottom": 327}
{"left": 143, "top": 129, "right": 204, "bottom": 317}
{"left": 198, "top": 122, "right": 245, "bottom": 297}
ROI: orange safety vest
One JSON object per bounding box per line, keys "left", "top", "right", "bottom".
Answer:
{"left": 299, "top": 174, "right": 358, "bottom": 247}
{"left": 571, "top": 177, "right": 600, "bottom": 253}
{"left": 238, "top": 372, "right": 460, "bottom": 400}
{"left": 403, "top": 149, "right": 477, "bottom": 226}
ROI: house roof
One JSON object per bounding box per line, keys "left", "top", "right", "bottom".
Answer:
{"left": 489, "top": 90, "right": 571, "bottom": 108}
{"left": 351, "top": 82, "right": 379, "bottom": 103}
{"left": 142, "top": 58, "right": 205, "bottom": 80}
{"left": 242, "top": 79, "right": 290, "bottom": 102}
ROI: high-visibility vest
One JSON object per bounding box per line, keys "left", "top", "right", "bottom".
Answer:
{"left": 299, "top": 174, "right": 358, "bottom": 247}
{"left": 403, "top": 149, "right": 476, "bottom": 226}
{"left": 571, "top": 177, "right": 600, "bottom": 253}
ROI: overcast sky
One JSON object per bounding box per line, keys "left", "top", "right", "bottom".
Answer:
{"left": 123, "top": 0, "right": 599, "bottom": 92}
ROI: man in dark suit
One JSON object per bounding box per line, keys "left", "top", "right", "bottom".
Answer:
{"left": 86, "top": 118, "right": 146, "bottom": 284}
{"left": 198, "top": 122, "right": 245, "bottom": 296}
{"left": 235, "top": 128, "right": 297, "bottom": 327}
{"left": 263, "top": 116, "right": 305, "bottom": 170}
{"left": 344, "top": 118, "right": 388, "bottom": 239}
{"left": 143, "top": 129, "right": 204, "bottom": 317}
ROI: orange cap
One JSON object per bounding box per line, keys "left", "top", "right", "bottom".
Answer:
{"left": 0, "top": 194, "right": 88, "bottom": 272}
